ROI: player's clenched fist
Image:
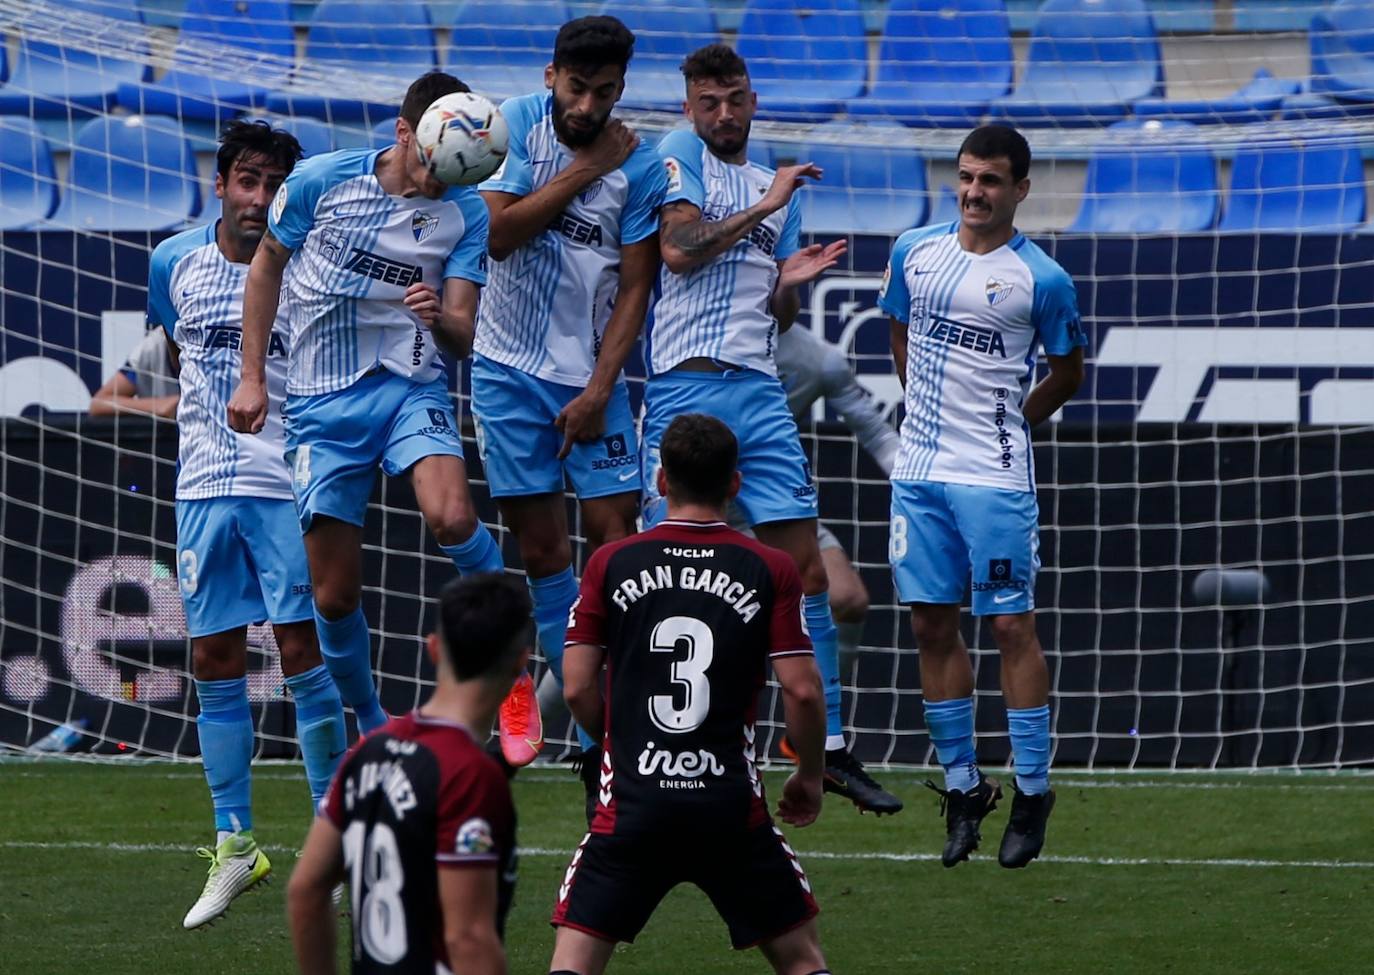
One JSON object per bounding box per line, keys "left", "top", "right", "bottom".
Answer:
{"left": 576, "top": 118, "right": 639, "bottom": 178}
{"left": 776, "top": 771, "right": 823, "bottom": 828}
{"left": 226, "top": 379, "right": 267, "bottom": 434}
{"left": 403, "top": 281, "right": 441, "bottom": 326}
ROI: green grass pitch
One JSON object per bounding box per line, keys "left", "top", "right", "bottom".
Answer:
{"left": 2, "top": 761, "right": 1369, "bottom": 974}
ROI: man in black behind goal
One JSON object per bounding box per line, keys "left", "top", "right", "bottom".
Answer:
{"left": 549, "top": 413, "right": 832, "bottom": 975}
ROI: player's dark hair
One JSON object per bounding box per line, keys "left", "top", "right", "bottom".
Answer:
{"left": 400, "top": 70, "right": 470, "bottom": 132}
{"left": 680, "top": 43, "right": 749, "bottom": 86}
{"left": 552, "top": 15, "right": 635, "bottom": 74}
{"left": 436, "top": 574, "right": 533, "bottom": 681}
{"left": 659, "top": 413, "right": 738, "bottom": 507}
{"left": 957, "top": 124, "right": 1032, "bottom": 182}
{"left": 216, "top": 119, "right": 302, "bottom": 182}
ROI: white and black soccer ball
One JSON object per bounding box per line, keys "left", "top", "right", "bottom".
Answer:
{"left": 414, "top": 91, "right": 508, "bottom": 186}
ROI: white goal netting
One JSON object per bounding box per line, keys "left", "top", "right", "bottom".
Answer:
{"left": 2, "top": 0, "right": 1372, "bottom": 769}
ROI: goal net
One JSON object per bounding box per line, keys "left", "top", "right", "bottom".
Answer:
{"left": 2, "top": 0, "right": 1372, "bottom": 770}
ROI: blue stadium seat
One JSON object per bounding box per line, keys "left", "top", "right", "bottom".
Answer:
{"left": 601, "top": 0, "right": 719, "bottom": 111}
{"left": 0, "top": 118, "right": 59, "bottom": 229}
{"left": 847, "top": 0, "right": 1013, "bottom": 128}
{"left": 761, "top": 126, "right": 928, "bottom": 234}
{"left": 1133, "top": 68, "right": 1300, "bottom": 125}
{"left": 925, "top": 183, "right": 960, "bottom": 225}
{"left": 1278, "top": 91, "right": 1374, "bottom": 120}
{"left": 1311, "top": 0, "right": 1374, "bottom": 106}
{"left": 265, "top": 0, "right": 436, "bottom": 124}
{"left": 736, "top": 0, "right": 867, "bottom": 121}
{"left": 258, "top": 115, "right": 336, "bottom": 156}
{"left": 989, "top": 0, "right": 1163, "bottom": 127}
{"left": 0, "top": 0, "right": 150, "bottom": 118}
{"left": 445, "top": 0, "right": 569, "bottom": 103}
{"left": 48, "top": 115, "right": 201, "bottom": 231}
{"left": 371, "top": 117, "right": 400, "bottom": 147}
{"left": 1219, "top": 141, "right": 1365, "bottom": 232}
{"left": 1068, "top": 120, "right": 1219, "bottom": 233}
{"left": 117, "top": 1, "right": 295, "bottom": 124}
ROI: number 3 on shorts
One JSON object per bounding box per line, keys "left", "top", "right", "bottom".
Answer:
{"left": 890, "top": 513, "right": 909, "bottom": 561}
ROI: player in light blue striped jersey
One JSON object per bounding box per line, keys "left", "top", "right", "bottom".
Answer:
{"left": 642, "top": 44, "right": 899, "bottom": 816}
{"left": 227, "top": 73, "right": 506, "bottom": 747}
{"left": 881, "top": 125, "right": 1086, "bottom": 869}
{"left": 153, "top": 120, "right": 346, "bottom": 929}
{"left": 472, "top": 16, "right": 667, "bottom": 769}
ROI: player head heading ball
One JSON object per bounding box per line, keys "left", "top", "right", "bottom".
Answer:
{"left": 394, "top": 70, "right": 473, "bottom": 199}
{"left": 956, "top": 124, "right": 1032, "bottom": 240}
{"left": 428, "top": 572, "right": 534, "bottom": 692}
{"left": 546, "top": 15, "right": 635, "bottom": 148}
{"left": 656, "top": 412, "right": 742, "bottom": 514}
{"left": 680, "top": 43, "right": 756, "bottom": 160}
{"left": 215, "top": 119, "right": 302, "bottom": 259}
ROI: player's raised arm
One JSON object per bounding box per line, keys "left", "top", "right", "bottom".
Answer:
{"left": 227, "top": 228, "right": 291, "bottom": 433}
{"left": 483, "top": 116, "right": 636, "bottom": 261}
{"left": 438, "top": 869, "right": 507, "bottom": 975}
{"left": 286, "top": 815, "right": 345, "bottom": 975}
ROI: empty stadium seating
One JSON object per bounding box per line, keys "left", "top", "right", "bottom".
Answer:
{"left": 116, "top": 0, "right": 295, "bottom": 125}
{"left": 1310, "top": 0, "right": 1374, "bottom": 106}
{"left": 444, "top": 0, "right": 569, "bottom": 103}
{"left": 601, "top": 0, "right": 719, "bottom": 111}
{"left": 0, "top": 0, "right": 150, "bottom": 118}
{"left": 1219, "top": 140, "right": 1365, "bottom": 231}
{"left": 0, "top": 119, "right": 59, "bottom": 230}
{"left": 1133, "top": 68, "right": 1300, "bottom": 124}
{"left": 990, "top": 0, "right": 1164, "bottom": 126}
{"left": 265, "top": 0, "right": 436, "bottom": 123}
{"left": 760, "top": 125, "right": 929, "bottom": 234}
{"left": 47, "top": 115, "right": 201, "bottom": 231}
{"left": 736, "top": 0, "right": 868, "bottom": 120}
{"left": 1068, "top": 120, "right": 1219, "bottom": 232}
{"left": 847, "top": 0, "right": 1014, "bottom": 127}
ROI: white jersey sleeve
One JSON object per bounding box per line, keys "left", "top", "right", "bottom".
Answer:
{"left": 648, "top": 129, "right": 799, "bottom": 377}
{"left": 150, "top": 223, "right": 293, "bottom": 500}
{"left": 882, "top": 223, "right": 1086, "bottom": 491}
{"left": 268, "top": 147, "right": 489, "bottom": 396}
{"left": 473, "top": 92, "right": 667, "bottom": 386}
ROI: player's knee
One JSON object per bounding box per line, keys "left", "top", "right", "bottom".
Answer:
{"left": 829, "top": 580, "right": 869, "bottom": 622}
{"left": 910, "top": 611, "right": 960, "bottom": 654}
{"left": 796, "top": 556, "right": 829, "bottom": 597}
{"left": 428, "top": 505, "right": 480, "bottom": 547}
{"left": 191, "top": 637, "right": 245, "bottom": 681}
{"left": 275, "top": 625, "right": 321, "bottom": 677}
{"left": 313, "top": 585, "right": 360, "bottom": 621}
{"left": 988, "top": 613, "right": 1038, "bottom": 655}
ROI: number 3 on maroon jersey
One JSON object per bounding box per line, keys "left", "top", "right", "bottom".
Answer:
{"left": 648, "top": 616, "right": 715, "bottom": 734}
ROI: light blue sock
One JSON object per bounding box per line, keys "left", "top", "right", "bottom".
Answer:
{"left": 314, "top": 606, "right": 386, "bottom": 734}
{"left": 1007, "top": 704, "right": 1052, "bottom": 795}
{"left": 528, "top": 568, "right": 594, "bottom": 750}
{"left": 924, "top": 697, "right": 980, "bottom": 793}
{"left": 194, "top": 677, "right": 253, "bottom": 834}
{"left": 440, "top": 522, "right": 504, "bottom": 576}
{"left": 804, "top": 592, "right": 844, "bottom": 743}
{"left": 286, "top": 664, "right": 346, "bottom": 812}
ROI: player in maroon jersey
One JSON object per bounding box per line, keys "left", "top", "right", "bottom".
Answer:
{"left": 549, "top": 413, "right": 833, "bottom": 975}
{"left": 287, "top": 573, "right": 531, "bottom": 975}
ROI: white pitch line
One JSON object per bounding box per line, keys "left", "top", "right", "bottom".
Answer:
{"left": 4, "top": 840, "right": 1370, "bottom": 871}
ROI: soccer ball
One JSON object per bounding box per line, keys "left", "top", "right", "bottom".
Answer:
{"left": 414, "top": 92, "right": 509, "bottom": 186}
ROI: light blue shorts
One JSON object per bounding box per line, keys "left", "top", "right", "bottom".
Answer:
{"left": 641, "top": 368, "right": 818, "bottom": 529}
{"left": 283, "top": 371, "right": 465, "bottom": 532}
{"left": 175, "top": 496, "right": 314, "bottom": 638}
{"left": 889, "top": 479, "right": 1040, "bottom": 616}
{"left": 470, "top": 354, "right": 640, "bottom": 499}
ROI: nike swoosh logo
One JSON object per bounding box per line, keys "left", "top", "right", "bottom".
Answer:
{"left": 328, "top": 749, "right": 346, "bottom": 760}
{"left": 993, "top": 592, "right": 1021, "bottom": 604}
{"left": 618, "top": 470, "right": 638, "bottom": 481}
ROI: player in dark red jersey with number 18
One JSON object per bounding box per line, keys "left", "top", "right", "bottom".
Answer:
{"left": 549, "top": 413, "right": 832, "bottom": 975}
{"left": 288, "top": 573, "right": 531, "bottom": 975}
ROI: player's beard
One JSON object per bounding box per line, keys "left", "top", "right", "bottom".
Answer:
{"left": 704, "top": 120, "right": 750, "bottom": 159}
{"left": 552, "top": 96, "right": 608, "bottom": 149}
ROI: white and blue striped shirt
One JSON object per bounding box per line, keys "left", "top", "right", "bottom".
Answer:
{"left": 879, "top": 222, "right": 1086, "bottom": 491}
{"left": 647, "top": 129, "right": 802, "bottom": 377}
{"left": 268, "top": 147, "right": 489, "bottom": 396}
{"left": 474, "top": 92, "right": 667, "bottom": 386}
{"left": 149, "top": 222, "right": 293, "bottom": 500}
